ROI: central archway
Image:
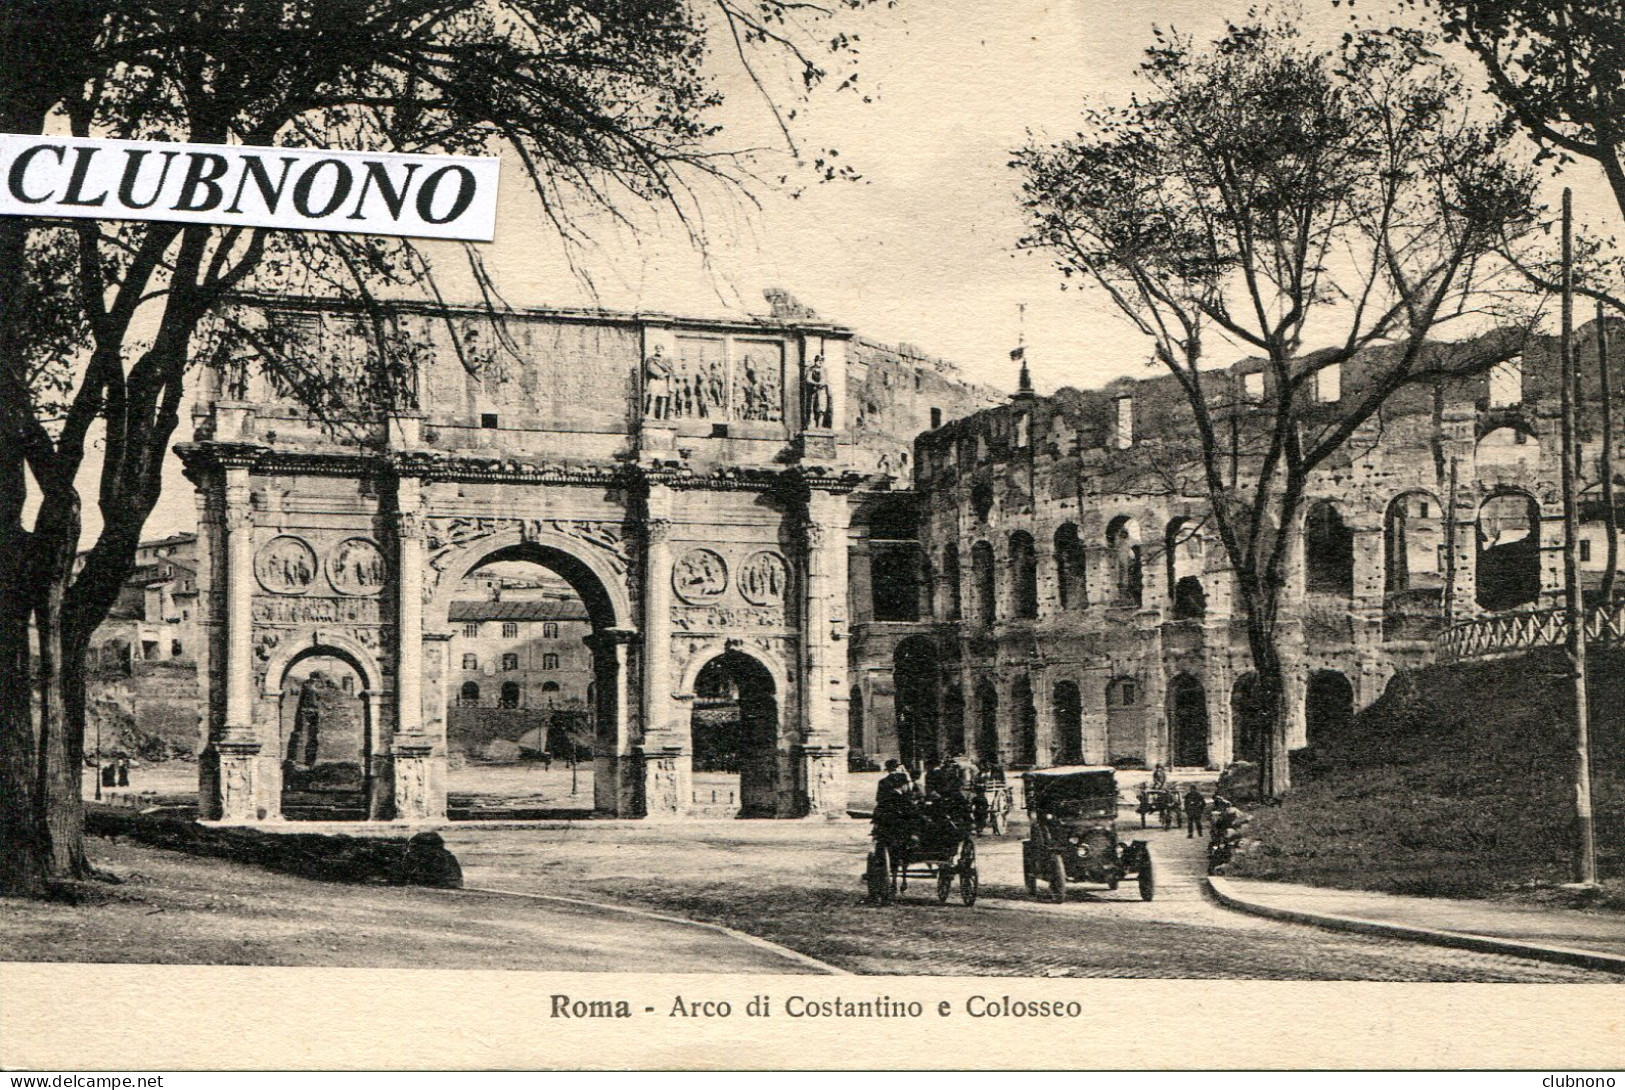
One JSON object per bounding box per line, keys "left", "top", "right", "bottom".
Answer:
{"left": 434, "top": 535, "right": 627, "bottom": 818}
{"left": 691, "top": 650, "right": 780, "bottom": 817}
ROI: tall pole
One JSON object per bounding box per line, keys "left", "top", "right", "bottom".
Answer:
{"left": 1599, "top": 299, "right": 1618, "bottom": 607}
{"left": 1560, "top": 189, "right": 1598, "bottom": 886}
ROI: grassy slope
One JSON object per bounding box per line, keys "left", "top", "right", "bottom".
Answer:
{"left": 1225, "top": 647, "right": 1624, "bottom": 908}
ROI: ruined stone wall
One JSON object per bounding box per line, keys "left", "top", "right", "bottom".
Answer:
{"left": 889, "top": 322, "right": 1625, "bottom": 771}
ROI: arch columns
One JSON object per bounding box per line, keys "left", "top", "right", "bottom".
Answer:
{"left": 798, "top": 488, "right": 851, "bottom": 817}
{"left": 214, "top": 460, "right": 264, "bottom": 823}
{"left": 391, "top": 481, "right": 442, "bottom": 822}
{"left": 637, "top": 490, "right": 688, "bottom": 819}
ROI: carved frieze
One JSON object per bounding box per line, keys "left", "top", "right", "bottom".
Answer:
{"left": 252, "top": 596, "right": 383, "bottom": 625}
{"left": 254, "top": 535, "right": 318, "bottom": 594}
{"left": 673, "top": 548, "right": 728, "bottom": 603}
{"left": 738, "top": 550, "right": 790, "bottom": 606}
{"left": 328, "top": 537, "right": 387, "bottom": 595}
{"left": 670, "top": 603, "right": 786, "bottom": 632}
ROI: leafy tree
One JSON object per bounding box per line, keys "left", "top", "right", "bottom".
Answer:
{"left": 1014, "top": 18, "right": 1538, "bottom": 798}
{"left": 0, "top": 0, "right": 879, "bottom": 898}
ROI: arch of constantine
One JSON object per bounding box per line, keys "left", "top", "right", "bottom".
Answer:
{"left": 176, "top": 295, "right": 972, "bottom": 822}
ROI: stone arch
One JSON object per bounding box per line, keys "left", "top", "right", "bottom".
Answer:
{"left": 1106, "top": 516, "right": 1143, "bottom": 607}
{"left": 1305, "top": 669, "right": 1354, "bottom": 748}
{"left": 268, "top": 638, "right": 381, "bottom": 822}
{"left": 1167, "top": 672, "right": 1210, "bottom": 767}
{"left": 1012, "top": 674, "right": 1037, "bottom": 767}
{"left": 1475, "top": 423, "right": 1542, "bottom": 480}
{"left": 688, "top": 648, "right": 782, "bottom": 818}
{"left": 1476, "top": 489, "right": 1541, "bottom": 611}
{"left": 1384, "top": 490, "right": 1445, "bottom": 595}
{"left": 1166, "top": 517, "right": 1206, "bottom": 619}
{"left": 427, "top": 528, "right": 631, "bottom": 633}
{"left": 1051, "top": 679, "right": 1083, "bottom": 765}
{"left": 1009, "top": 530, "right": 1038, "bottom": 619}
{"left": 974, "top": 678, "right": 999, "bottom": 768}
{"left": 893, "top": 635, "right": 940, "bottom": 767}
{"left": 1304, "top": 500, "right": 1354, "bottom": 596}
{"left": 971, "top": 540, "right": 997, "bottom": 626}
{"left": 437, "top": 532, "right": 629, "bottom": 783}
{"left": 263, "top": 631, "right": 384, "bottom": 700}
{"left": 1230, "top": 671, "right": 1267, "bottom": 765}
{"left": 675, "top": 638, "right": 792, "bottom": 708}
{"left": 1054, "top": 523, "right": 1087, "bottom": 609}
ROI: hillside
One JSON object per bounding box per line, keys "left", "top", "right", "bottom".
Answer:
{"left": 1224, "top": 647, "right": 1624, "bottom": 909}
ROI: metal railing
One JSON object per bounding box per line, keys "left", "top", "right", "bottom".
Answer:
{"left": 1435, "top": 600, "right": 1625, "bottom": 663}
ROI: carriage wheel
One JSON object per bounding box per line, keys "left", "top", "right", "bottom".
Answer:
{"left": 960, "top": 859, "right": 980, "bottom": 906}
{"left": 936, "top": 865, "right": 954, "bottom": 904}
{"left": 867, "top": 845, "right": 894, "bottom": 906}
{"left": 1048, "top": 852, "right": 1067, "bottom": 904}
{"left": 1138, "top": 855, "right": 1156, "bottom": 902}
{"left": 1160, "top": 803, "right": 1174, "bottom": 830}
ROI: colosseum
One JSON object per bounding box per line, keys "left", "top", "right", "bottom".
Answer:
{"left": 847, "top": 320, "right": 1622, "bottom": 777}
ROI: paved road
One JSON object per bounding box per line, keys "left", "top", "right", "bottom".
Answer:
{"left": 442, "top": 819, "right": 1618, "bottom": 981}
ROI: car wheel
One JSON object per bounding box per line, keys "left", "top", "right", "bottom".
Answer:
{"left": 1048, "top": 852, "right": 1067, "bottom": 904}
{"left": 937, "top": 867, "right": 954, "bottom": 904}
{"left": 1139, "top": 855, "right": 1155, "bottom": 902}
{"left": 1023, "top": 842, "right": 1039, "bottom": 897}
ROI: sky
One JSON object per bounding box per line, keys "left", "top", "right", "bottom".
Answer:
{"left": 60, "top": 0, "right": 1625, "bottom": 543}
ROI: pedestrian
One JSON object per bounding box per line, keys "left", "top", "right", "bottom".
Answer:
{"left": 1151, "top": 763, "right": 1168, "bottom": 791}
{"left": 116, "top": 753, "right": 130, "bottom": 788}
{"left": 1184, "top": 784, "right": 1206, "bottom": 838}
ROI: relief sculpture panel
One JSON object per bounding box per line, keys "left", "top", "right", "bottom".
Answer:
{"left": 328, "top": 537, "right": 387, "bottom": 595}
{"left": 255, "top": 535, "right": 318, "bottom": 594}
{"left": 733, "top": 340, "right": 784, "bottom": 423}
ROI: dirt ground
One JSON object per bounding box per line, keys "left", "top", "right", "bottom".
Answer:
{"left": 0, "top": 837, "right": 819, "bottom": 973}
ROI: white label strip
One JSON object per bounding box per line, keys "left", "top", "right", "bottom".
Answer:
{"left": 0, "top": 134, "right": 500, "bottom": 241}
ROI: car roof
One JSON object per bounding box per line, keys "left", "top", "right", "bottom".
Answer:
{"left": 1021, "top": 765, "right": 1117, "bottom": 777}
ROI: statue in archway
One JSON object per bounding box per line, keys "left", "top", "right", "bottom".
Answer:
{"left": 643, "top": 345, "right": 672, "bottom": 420}
{"left": 803, "top": 354, "right": 833, "bottom": 429}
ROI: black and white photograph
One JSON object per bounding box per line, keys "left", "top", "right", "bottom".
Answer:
{"left": 0, "top": 0, "right": 1621, "bottom": 1073}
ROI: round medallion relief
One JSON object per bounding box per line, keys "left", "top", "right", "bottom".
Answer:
{"left": 738, "top": 550, "right": 790, "bottom": 605}
{"left": 327, "top": 537, "right": 387, "bottom": 595}
{"left": 672, "top": 547, "right": 729, "bottom": 603}
{"left": 254, "top": 535, "right": 318, "bottom": 595}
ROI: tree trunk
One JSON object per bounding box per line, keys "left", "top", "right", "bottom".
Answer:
{"left": 1244, "top": 618, "right": 1292, "bottom": 801}
{"left": 30, "top": 475, "right": 90, "bottom": 880}
{"left": 0, "top": 606, "right": 47, "bottom": 898}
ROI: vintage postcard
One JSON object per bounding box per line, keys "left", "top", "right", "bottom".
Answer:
{"left": 0, "top": 0, "right": 1621, "bottom": 1073}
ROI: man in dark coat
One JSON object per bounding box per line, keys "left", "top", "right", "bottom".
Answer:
{"left": 1184, "top": 785, "right": 1207, "bottom": 838}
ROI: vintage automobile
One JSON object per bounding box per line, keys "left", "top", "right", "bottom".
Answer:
{"left": 1022, "top": 766, "right": 1154, "bottom": 903}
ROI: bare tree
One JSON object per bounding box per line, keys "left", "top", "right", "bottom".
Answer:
{"left": 0, "top": 0, "right": 882, "bottom": 899}
{"left": 1014, "top": 18, "right": 1539, "bottom": 798}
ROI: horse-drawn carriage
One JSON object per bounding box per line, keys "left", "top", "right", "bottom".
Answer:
{"left": 865, "top": 789, "right": 980, "bottom": 906}
{"left": 1023, "top": 766, "right": 1154, "bottom": 903}
{"left": 1136, "top": 786, "right": 1184, "bottom": 829}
